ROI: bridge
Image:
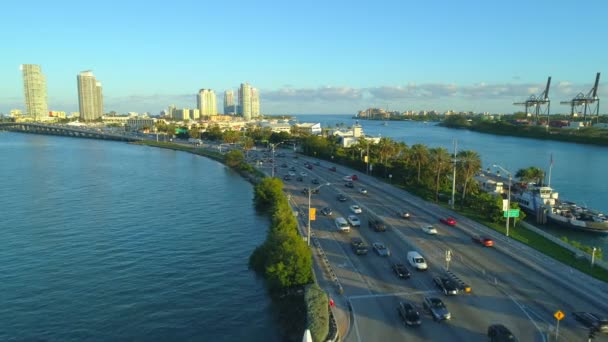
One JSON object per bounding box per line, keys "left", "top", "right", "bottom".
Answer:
{"left": 0, "top": 122, "right": 143, "bottom": 142}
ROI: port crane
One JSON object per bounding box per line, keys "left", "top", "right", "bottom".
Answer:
{"left": 560, "top": 72, "right": 601, "bottom": 124}
{"left": 513, "top": 76, "right": 552, "bottom": 125}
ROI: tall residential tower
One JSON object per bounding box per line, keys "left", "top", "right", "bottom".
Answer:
{"left": 197, "top": 89, "right": 217, "bottom": 116}
{"left": 239, "top": 83, "right": 252, "bottom": 120}
{"left": 223, "top": 90, "right": 235, "bottom": 115}
{"left": 21, "top": 64, "right": 49, "bottom": 121}
{"left": 77, "top": 71, "right": 103, "bottom": 121}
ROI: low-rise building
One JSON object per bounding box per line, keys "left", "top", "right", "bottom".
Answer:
{"left": 294, "top": 122, "right": 322, "bottom": 135}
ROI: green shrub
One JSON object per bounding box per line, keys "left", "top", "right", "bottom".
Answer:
{"left": 304, "top": 284, "right": 329, "bottom": 342}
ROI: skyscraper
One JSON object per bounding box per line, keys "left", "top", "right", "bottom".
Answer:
{"left": 197, "top": 89, "right": 217, "bottom": 116}
{"left": 239, "top": 83, "right": 252, "bottom": 120}
{"left": 77, "top": 71, "right": 103, "bottom": 121}
{"left": 251, "top": 88, "right": 260, "bottom": 118}
{"left": 223, "top": 90, "right": 235, "bottom": 115}
{"left": 21, "top": 64, "right": 49, "bottom": 121}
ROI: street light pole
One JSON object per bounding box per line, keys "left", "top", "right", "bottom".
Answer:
{"left": 493, "top": 164, "right": 512, "bottom": 237}
{"left": 451, "top": 139, "right": 457, "bottom": 209}
{"left": 308, "top": 182, "right": 330, "bottom": 246}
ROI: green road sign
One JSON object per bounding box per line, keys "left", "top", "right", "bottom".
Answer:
{"left": 504, "top": 209, "right": 520, "bottom": 218}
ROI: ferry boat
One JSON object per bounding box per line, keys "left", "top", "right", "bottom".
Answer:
{"left": 514, "top": 183, "right": 608, "bottom": 234}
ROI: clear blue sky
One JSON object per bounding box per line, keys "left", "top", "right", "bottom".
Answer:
{"left": 1, "top": 0, "right": 606, "bottom": 115}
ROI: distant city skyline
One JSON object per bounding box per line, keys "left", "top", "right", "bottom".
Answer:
{"left": 1, "top": 1, "right": 606, "bottom": 115}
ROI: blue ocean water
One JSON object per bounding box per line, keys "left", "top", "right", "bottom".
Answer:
{"left": 0, "top": 132, "right": 278, "bottom": 342}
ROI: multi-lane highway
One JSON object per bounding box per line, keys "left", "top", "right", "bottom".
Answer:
{"left": 266, "top": 149, "right": 608, "bottom": 342}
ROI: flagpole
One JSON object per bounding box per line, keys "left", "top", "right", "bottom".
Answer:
{"left": 548, "top": 154, "right": 553, "bottom": 187}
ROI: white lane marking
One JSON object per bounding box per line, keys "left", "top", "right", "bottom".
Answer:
{"left": 348, "top": 289, "right": 437, "bottom": 300}
{"left": 350, "top": 301, "right": 363, "bottom": 342}
{"left": 504, "top": 291, "right": 547, "bottom": 342}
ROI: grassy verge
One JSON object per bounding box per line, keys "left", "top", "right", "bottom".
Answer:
{"left": 133, "top": 140, "right": 225, "bottom": 162}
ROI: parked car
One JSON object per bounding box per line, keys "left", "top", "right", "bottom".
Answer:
{"left": 423, "top": 297, "right": 451, "bottom": 321}
{"left": 368, "top": 218, "right": 386, "bottom": 232}
{"left": 487, "top": 324, "right": 518, "bottom": 341}
{"left": 329, "top": 166, "right": 337, "bottom": 172}
{"left": 359, "top": 187, "right": 368, "bottom": 194}
{"left": 345, "top": 181, "right": 354, "bottom": 188}
{"left": 350, "top": 205, "right": 362, "bottom": 214}
{"left": 433, "top": 276, "right": 459, "bottom": 296}
{"left": 573, "top": 312, "right": 608, "bottom": 334}
{"left": 398, "top": 211, "right": 411, "bottom": 219}
{"left": 321, "top": 207, "right": 333, "bottom": 216}
{"left": 472, "top": 235, "right": 494, "bottom": 247}
{"left": 440, "top": 217, "right": 457, "bottom": 226}
{"left": 347, "top": 215, "right": 361, "bottom": 227}
{"left": 337, "top": 194, "right": 347, "bottom": 202}
{"left": 398, "top": 301, "right": 421, "bottom": 327}
{"left": 351, "top": 237, "right": 368, "bottom": 255}
{"left": 372, "top": 242, "right": 391, "bottom": 256}
{"left": 422, "top": 225, "right": 438, "bottom": 235}
{"left": 392, "top": 263, "right": 411, "bottom": 279}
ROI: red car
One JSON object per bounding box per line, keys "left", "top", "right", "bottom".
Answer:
{"left": 472, "top": 236, "right": 494, "bottom": 247}
{"left": 440, "top": 217, "right": 456, "bottom": 226}
{"left": 351, "top": 174, "right": 358, "bottom": 181}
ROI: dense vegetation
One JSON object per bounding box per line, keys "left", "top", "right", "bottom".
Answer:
{"left": 304, "top": 284, "right": 329, "bottom": 342}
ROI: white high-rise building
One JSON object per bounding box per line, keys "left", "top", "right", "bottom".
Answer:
{"left": 239, "top": 83, "right": 252, "bottom": 120}
{"left": 77, "top": 70, "right": 104, "bottom": 121}
{"left": 197, "top": 89, "right": 217, "bottom": 116}
{"left": 251, "top": 87, "right": 260, "bottom": 118}
{"left": 224, "top": 90, "right": 235, "bottom": 115}
{"left": 21, "top": 64, "right": 49, "bottom": 121}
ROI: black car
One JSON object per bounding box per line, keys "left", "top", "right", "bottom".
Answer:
{"left": 321, "top": 207, "right": 333, "bottom": 216}
{"left": 296, "top": 176, "right": 303, "bottom": 181}
{"left": 281, "top": 163, "right": 288, "bottom": 168}
{"left": 398, "top": 301, "right": 421, "bottom": 326}
{"left": 283, "top": 175, "right": 292, "bottom": 181}
{"left": 345, "top": 181, "right": 354, "bottom": 188}
{"left": 392, "top": 263, "right": 411, "bottom": 279}
{"left": 350, "top": 237, "right": 368, "bottom": 255}
{"left": 369, "top": 218, "right": 386, "bottom": 232}
{"left": 289, "top": 167, "right": 296, "bottom": 171}
{"left": 573, "top": 312, "right": 608, "bottom": 334}
{"left": 423, "top": 297, "right": 451, "bottom": 321}
{"left": 433, "top": 276, "right": 459, "bottom": 296}
{"left": 337, "top": 194, "right": 347, "bottom": 202}
{"left": 311, "top": 178, "right": 320, "bottom": 184}
{"left": 487, "top": 324, "right": 517, "bottom": 341}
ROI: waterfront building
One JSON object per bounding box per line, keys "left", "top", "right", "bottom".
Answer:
{"left": 260, "top": 121, "right": 291, "bottom": 133}
{"left": 21, "top": 64, "right": 49, "bottom": 121}
{"left": 251, "top": 88, "right": 260, "bottom": 118}
{"left": 126, "top": 117, "right": 155, "bottom": 131}
{"left": 197, "top": 89, "right": 217, "bottom": 116}
{"left": 239, "top": 83, "right": 252, "bottom": 120}
{"left": 294, "top": 122, "right": 322, "bottom": 135}
{"left": 224, "top": 90, "right": 236, "bottom": 115}
{"left": 10, "top": 109, "right": 23, "bottom": 118}
{"left": 77, "top": 71, "right": 104, "bottom": 121}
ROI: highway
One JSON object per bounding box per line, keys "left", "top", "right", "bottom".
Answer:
{"left": 265, "top": 149, "right": 608, "bottom": 342}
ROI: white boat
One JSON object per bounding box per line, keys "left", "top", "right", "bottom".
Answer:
{"left": 514, "top": 183, "right": 608, "bottom": 234}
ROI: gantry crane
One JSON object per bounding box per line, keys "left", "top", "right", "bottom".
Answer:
{"left": 514, "top": 77, "right": 552, "bottom": 125}
{"left": 560, "top": 72, "right": 601, "bottom": 125}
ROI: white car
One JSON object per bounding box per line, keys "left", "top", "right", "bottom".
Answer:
{"left": 359, "top": 188, "right": 368, "bottom": 194}
{"left": 347, "top": 215, "right": 361, "bottom": 227}
{"left": 300, "top": 172, "right": 308, "bottom": 177}
{"left": 288, "top": 171, "right": 296, "bottom": 176}
{"left": 343, "top": 176, "right": 353, "bottom": 181}
{"left": 422, "top": 225, "right": 438, "bottom": 235}
{"left": 350, "top": 205, "right": 362, "bottom": 214}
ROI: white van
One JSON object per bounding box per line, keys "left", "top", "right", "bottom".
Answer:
{"left": 407, "top": 251, "right": 428, "bottom": 271}
{"left": 335, "top": 217, "right": 350, "bottom": 232}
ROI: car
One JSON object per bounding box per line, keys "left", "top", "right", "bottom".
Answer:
{"left": 487, "top": 324, "right": 518, "bottom": 341}
{"left": 398, "top": 211, "right": 411, "bottom": 219}
{"left": 440, "top": 217, "right": 457, "bottom": 226}
{"left": 306, "top": 164, "right": 313, "bottom": 170}
{"left": 372, "top": 242, "right": 391, "bottom": 256}
{"left": 321, "top": 207, "right": 333, "bottom": 216}
{"left": 573, "top": 312, "right": 608, "bottom": 334}
{"left": 337, "top": 194, "right": 347, "bottom": 202}
{"left": 359, "top": 187, "right": 368, "bottom": 194}
{"left": 343, "top": 176, "right": 353, "bottom": 181}
{"left": 347, "top": 215, "right": 361, "bottom": 227}
{"left": 281, "top": 163, "right": 288, "bottom": 168}
{"left": 311, "top": 178, "right": 320, "bottom": 184}
{"left": 289, "top": 167, "right": 296, "bottom": 171}
{"left": 302, "top": 188, "right": 319, "bottom": 195}
{"left": 350, "top": 174, "right": 358, "bottom": 181}
{"left": 423, "top": 297, "right": 451, "bottom": 321}
{"left": 288, "top": 171, "right": 296, "bottom": 176}
{"left": 300, "top": 172, "right": 308, "bottom": 177}
{"left": 433, "top": 276, "right": 459, "bottom": 296}
{"left": 422, "top": 225, "right": 438, "bottom": 235}
{"left": 392, "top": 263, "right": 411, "bottom": 279}
{"left": 368, "top": 218, "right": 386, "bottom": 232}
{"left": 350, "top": 237, "right": 368, "bottom": 255}
{"left": 296, "top": 176, "right": 303, "bottom": 181}
{"left": 349, "top": 205, "right": 362, "bottom": 214}
{"left": 345, "top": 181, "right": 354, "bottom": 188}
{"left": 283, "top": 175, "right": 292, "bottom": 181}
{"left": 398, "top": 301, "right": 421, "bottom": 327}
{"left": 329, "top": 166, "right": 337, "bottom": 172}
{"left": 472, "top": 235, "right": 494, "bottom": 247}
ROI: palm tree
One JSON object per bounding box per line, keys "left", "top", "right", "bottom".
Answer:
{"left": 429, "top": 147, "right": 451, "bottom": 201}
{"left": 377, "top": 137, "right": 398, "bottom": 165}
{"left": 242, "top": 136, "right": 255, "bottom": 158}
{"left": 457, "top": 150, "right": 482, "bottom": 202}
{"left": 515, "top": 166, "right": 546, "bottom": 185}
{"left": 409, "top": 144, "right": 429, "bottom": 183}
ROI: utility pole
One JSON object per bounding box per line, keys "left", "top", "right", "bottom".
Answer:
{"left": 451, "top": 139, "right": 457, "bottom": 209}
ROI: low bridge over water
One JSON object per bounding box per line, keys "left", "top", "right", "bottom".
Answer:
{"left": 0, "top": 122, "right": 143, "bottom": 142}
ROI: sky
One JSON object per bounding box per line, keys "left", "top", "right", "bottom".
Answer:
{"left": 1, "top": 0, "right": 606, "bottom": 115}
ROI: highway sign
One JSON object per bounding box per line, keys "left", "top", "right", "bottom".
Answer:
{"left": 503, "top": 209, "right": 520, "bottom": 218}
{"left": 554, "top": 310, "right": 565, "bottom": 321}
{"left": 309, "top": 208, "right": 316, "bottom": 221}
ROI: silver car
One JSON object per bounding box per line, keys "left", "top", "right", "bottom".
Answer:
{"left": 372, "top": 242, "right": 391, "bottom": 257}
